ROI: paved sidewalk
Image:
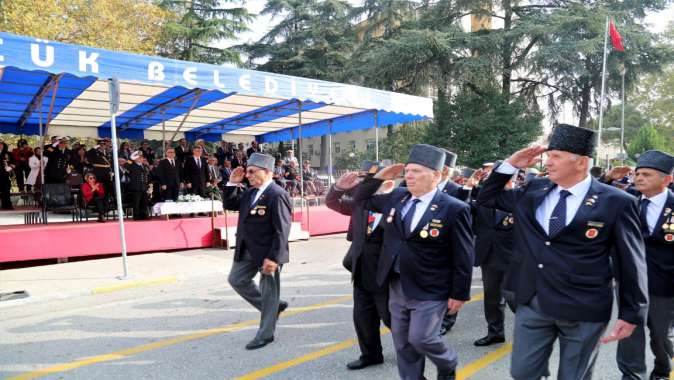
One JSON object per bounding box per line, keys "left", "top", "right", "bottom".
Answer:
{"left": 0, "top": 247, "right": 236, "bottom": 307}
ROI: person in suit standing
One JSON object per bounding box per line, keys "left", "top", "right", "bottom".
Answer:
{"left": 183, "top": 147, "right": 208, "bottom": 197}
{"left": 326, "top": 161, "right": 394, "bottom": 371}
{"left": 353, "top": 144, "right": 474, "bottom": 380}
{"left": 125, "top": 151, "right": 150, "bottom": 221}
{"left": 436, "top": 149, "right": 471, "bottom": 335}
{"left": 224, "top": 153, "right": 292, "bottom": 350}
{"left": 156, "top": 148, "right": 181, "bottom": 201}
{"left": 477, "top": 124, "right": 648, "bottom": 380}
{"left": 174, "top": 138, "right": 191, "bottom": 167}
{"left": 44, "top": 137, "right": 71, "bottom": 184}
{"left": 0, "top": 140, "right": 14, "bottom": 209}
{"left": 207, "top": 155, "right": 222, "bottom": 188}
{"left": 617, "top": 150, "right": 674, "bottom": 380}
{"left": 471, "top": 174, "right": 515, "bottom": 347}
{"left": 221, "top": 160, "right": 233, "bottom": 185}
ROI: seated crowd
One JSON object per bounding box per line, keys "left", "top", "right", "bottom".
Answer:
{"left": 0, "top": 136, "right": 328, "bottom": 222}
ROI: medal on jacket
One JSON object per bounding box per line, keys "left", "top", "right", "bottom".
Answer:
{"left": 665, "top": 233, "right": 674, "bottom": 242}
{"left": 419, "top": 223, "right": 429, "bottom": 238}
{"left": 585, "top": 228, "right": 599, "bottom": 239}
{"left": 250, "top": 208, "right": 257, "bottom": 215}
{"left": 386, "top": 208, "right": 395, "bottom": 224}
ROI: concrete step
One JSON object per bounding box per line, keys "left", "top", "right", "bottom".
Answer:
{"left": 217, "top": 222, "right": 309, "bottom": 247}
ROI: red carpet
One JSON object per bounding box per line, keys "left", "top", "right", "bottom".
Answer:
{"left": 0, "top": 205, "right": 350, "bottom": 263}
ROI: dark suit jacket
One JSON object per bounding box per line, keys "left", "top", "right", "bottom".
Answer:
{"left": 223, "top": 182, "right": 292, "bottom": 267}
{"left": 354, "top": 177, "right": 474, "bottom": 302}
{"left": 125, "top": 163, "right": 149, "bottom": 192}
{"left": 183, "top": 156, "right": 208, "bottom": 191}
{"left": 473, "top": 204, "right": 514, "bottom": 270}
{"left": 441, "top": 180, "right": 472, "bottom": 202}
{"left": 643, "top": 190, "right": 674, "bottom": 297}
{"left": 326, "top": 184, "right": 386, "bottom": 293}
{"left": 157, "top": 159, "right": 181, "bottom": 187}
{"left": 477, "top": 164, "right": 648, "bottom": 325}
{"left": 175, "top": 145, "right": 191, "bottom": 165}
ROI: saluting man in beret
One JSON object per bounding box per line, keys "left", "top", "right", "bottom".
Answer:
{"left": 477, "top": 124, "right": 648, "bottom": 380}
{"left": 224, "top": 153, "right": 292, "bottom": 350}
{"left": 617, "top": 150, "right": 674, "bottom": 380}
{"left": 353, "top": 144, "right": 474, "bottom": 380}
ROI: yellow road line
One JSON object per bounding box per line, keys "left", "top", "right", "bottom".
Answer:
{"left": 91, "top": 276, "right": 179, "bottom": 295}
{"left": 235, "top": 292, "right": 487, "bottom": 380}
{"left": 6, "top": 295, "right": 353, "bottom": 380}
{"left": 457, "top": 343, "right": 512, "bottom": 380}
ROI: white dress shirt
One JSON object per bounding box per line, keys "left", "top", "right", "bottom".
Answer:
{"left": 401, "top": 189, "right": 437, "bottom": 233}
{"left": 437, "top": 179, "right": 449, "bottom": 191}
{"left": 497, "top": 162, "right": 592, "bottom": 234}
{"left": 641, "top": 189, "right": 669, "bottom": 235}
{"left": 251, "top": 179, "right": 273, "bottom": 205}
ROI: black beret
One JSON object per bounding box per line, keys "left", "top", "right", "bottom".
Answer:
{"left": 547, "top": 124, "right": 596, "bottom": 157}
{"left": 442, "top": 149, "right": 457, "bottom": 168}
{"left": 407, "top": 144, "right": 445, "bottom": 172}
{"left": 636, "top": 150, "right": 674, "bottom": 175}
{"left": 360, "top": 160, "right": 384, "bottom": 174}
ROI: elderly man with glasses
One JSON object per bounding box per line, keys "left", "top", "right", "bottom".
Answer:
{"left": 223, "top": 153, "right": 293, "bottom": 350}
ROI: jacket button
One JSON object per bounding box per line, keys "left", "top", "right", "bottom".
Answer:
{"left": 538, "top": 264, "right": 544, "bottom": 269}
{"left": 545, "top": 241, "right": 551, "bottom": 246}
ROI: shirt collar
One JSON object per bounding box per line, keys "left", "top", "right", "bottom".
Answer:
{"left": 556, "top": 174, "right": 592, "bottom": 198}
{"left": 642, "top": 189, "right": 669, "bottom": 209}
{"left": 254, "top": 179, "right": 273, "bottom": 195}
{"left": 411, "top": 188, "right": 437, "bottom": 204}
{"left": 437, "top": 179, "right": 448, "bottom": 190}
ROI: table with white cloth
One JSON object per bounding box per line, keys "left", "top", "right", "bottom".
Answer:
{"left": 152, "top": 200, "right": 224, "bottom": 219}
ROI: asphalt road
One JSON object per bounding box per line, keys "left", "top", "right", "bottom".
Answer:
{"left": 0, "top": 234, "right": 660, "bottom": 379}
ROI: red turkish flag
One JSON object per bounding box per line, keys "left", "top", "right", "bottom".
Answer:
{"left": 609, "top": 21, "right": 625, "bottom": 52}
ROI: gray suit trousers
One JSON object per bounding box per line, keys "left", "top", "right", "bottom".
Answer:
{"left": 389, "top": 278, "right": 457, "bottom": 380}
{"left": 511, "top": 296, "right": 607, "bottom": 380}
{"left": 617, "top": 295, "right": 674, "bottom": 380}
{"left": 228, "top": 253, "right": 281, "bottom": 340}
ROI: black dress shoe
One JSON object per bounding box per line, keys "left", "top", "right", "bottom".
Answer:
{"left": 440, "top": 323, "right": 455, "bottom": 336}
{"left": 277, "top": 301, "right": 289, "bottom": 316}
{"left": 437, "top": 369, "right": 456, "bottom": 380}
{"left": 473, "top": 335, "right": 505, "bottom": 346}
{"left": 245, "top": 336, "right": 274, "bottom": 350}
{"left": 346, "top": 358, "right": 383, "bottom": 370}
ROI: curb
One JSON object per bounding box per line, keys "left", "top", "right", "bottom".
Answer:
{"left": 90, "top": 276, "right": 179, "bottom": 295}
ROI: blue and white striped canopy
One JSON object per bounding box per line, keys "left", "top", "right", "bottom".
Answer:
{"left": 0, "top": 32, "right": 433, "bottom": 143}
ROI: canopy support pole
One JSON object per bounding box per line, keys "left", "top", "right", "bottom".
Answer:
{"left": 161, "top": 110, "right": 167, "bottom": 158}
{"left": 374, "top": 110, "right": 379, "bottom": 162}
{"left": 170, "top": 90, "right": 204, "bottom": 142}
{"left": 328, "top": 121, "right": 333, "bottom": 186}
{"left": 108, "top": 78, "right": 129, "bottom": 279}
{"left": 297, "top": 100, "right": 309, "bottom": 236}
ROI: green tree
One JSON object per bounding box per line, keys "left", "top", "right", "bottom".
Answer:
{"left": 627, "top": 125, "right": 670, "bottom": 159}
{"left": 380, "top": 122, "right": 431, "bottom": 164}
{"left": 159, "top": 0, "right": 252, "bottom": 64}
{"left": 245, "top": 0, "right": 355, "bottom": 81}
{"left": 0, "top": 0, "right": 169, "bottom": 55}
{"left": 427, "top": 87, "right": 542, "bottom": 169}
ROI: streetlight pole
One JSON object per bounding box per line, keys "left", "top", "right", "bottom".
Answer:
{"left": 619, "top": 64, "right": 626, "bottom": 165}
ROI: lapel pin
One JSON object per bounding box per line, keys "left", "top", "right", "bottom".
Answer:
{"left": 250, "top": 209, "right": 257, "bottom": 215}
{"left": 430, "top": 229, "right": 440, "bottom": 237}
{"left": 664, "top": 234, "right": 673, "bottom": 242}
{"left": 258, "top": 209, "right": 266, "bottom": 216}
{"left": 419, "top": 230, "right": 429, "bottom": 238}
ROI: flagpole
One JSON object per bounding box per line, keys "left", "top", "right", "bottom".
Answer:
{"left": 596, "top": 16, "right": 609, "bottom": 165}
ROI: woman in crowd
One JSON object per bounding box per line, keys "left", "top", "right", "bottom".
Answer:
{"left": 26, "top": 147, "right": 47, "bottom": 193}
{"left": 81, "top": 173, "right": 107, "bottom": 222}
{"left": 118, "top": 141, "right": 132, "bottom": 161}
{"left": 69, "top": 146, "right": 91, "bottom": 175}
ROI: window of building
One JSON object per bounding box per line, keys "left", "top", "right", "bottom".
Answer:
{"left": 366, "top": 139, "right": 375, "bottom": 153}
{"left": 334, "top": 142, "right": 341, "bottom": 154}
{"left": 349, "top": 140, "right": 356, "bottom": 151}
